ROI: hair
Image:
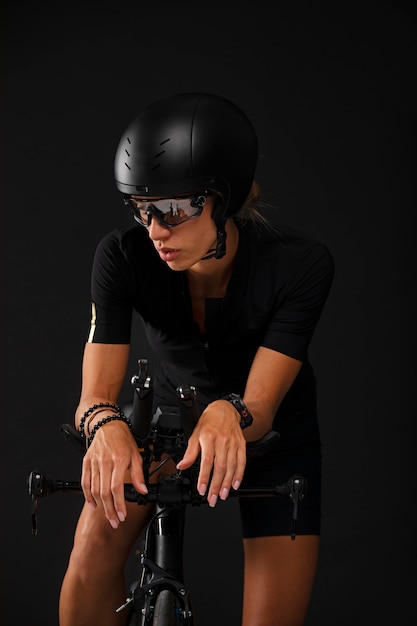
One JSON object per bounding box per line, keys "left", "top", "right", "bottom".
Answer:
{"left": 233, "top": 180, "right": 272, "bottom": 230}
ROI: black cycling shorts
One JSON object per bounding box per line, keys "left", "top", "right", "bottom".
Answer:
{"left": 238, "top": 410, "right": 321, "bottom": 538}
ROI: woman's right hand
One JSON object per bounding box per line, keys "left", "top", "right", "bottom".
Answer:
{"left": 76, "top": 343, "right": 146, "bottom": 528}
{"left": 81, "top": 419, "right": 148, "bottom": 529}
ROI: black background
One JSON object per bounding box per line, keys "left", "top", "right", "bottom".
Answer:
{"left": 2, "top": 1, "right": 416, "bottom": 625}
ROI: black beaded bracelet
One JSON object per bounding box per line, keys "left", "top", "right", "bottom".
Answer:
{"left": 86, "top": 407, "right": 119, "bottom": 436}
{"left": 78, "top": 402, "right": 121, "bottom": 439}
{"left": 87, "top": 412, "right": 132, "bottom": 448}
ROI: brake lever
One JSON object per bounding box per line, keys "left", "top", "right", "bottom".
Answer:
{"left": 31, "top": 492, "right": 38, "bottom": 536}
{"left": 28, "top": 470, "right": 49, "bottom": 536}
{"left": 28, "top": 470, "right": 83, "bottom": 535}
{"left": 287, "top": 475, "right": 307, "bottom": 540}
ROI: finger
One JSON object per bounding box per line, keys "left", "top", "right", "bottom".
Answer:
{"left": 110, "top": 461, "right": 129, "bottom": 524}
{"left": 98, "top": 463, "right": 120, "bottom": 529}
{"left": 195, "top": 441, "right": 215, "bottom": 498}
{"left": 219, "top": 450, "right": 240, "bottom": 501}
{"left": 81, "top": 456, "right": 96, "bottom": 509}
{"left": 232, "top": 444, "right": 247, "bottom": 490}
{"left": 206, "top": 447, "right": 229, "bottom": 507}
{"left": 89, "top": 457, "right": 103, "bottom": 511}
{"left": 129, "top": 452, "right": 148, "bottom": 495}
{"left": 207, "top": 436, "right": 247, "bottom": 505}
{"left": 176, "top": 436, "right": 201, "bottom": 471}
{"left": 87, "top": 448, "right": 120, "bottom": 527}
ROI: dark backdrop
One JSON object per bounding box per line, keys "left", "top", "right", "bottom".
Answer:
{"left": 2, "top": 1, "right": 416, "bottom": 625}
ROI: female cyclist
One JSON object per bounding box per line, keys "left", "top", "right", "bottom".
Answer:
{"left": 59, "top": 92, "right": 334, "bottom": 626}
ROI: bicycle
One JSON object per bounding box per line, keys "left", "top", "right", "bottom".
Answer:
{"left": 28, "top": 358, "right": 307, "bottom": 626}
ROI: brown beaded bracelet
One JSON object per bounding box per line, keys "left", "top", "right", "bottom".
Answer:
{"left": 87, "top": 412, "right": 132, "bottom": 448}
{"left": 78, "top": 402, "right": 120, "bottom": 439}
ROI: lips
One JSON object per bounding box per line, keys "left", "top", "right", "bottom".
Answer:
{"left": 157, "top": 247, "right": 179, "bottom": 262}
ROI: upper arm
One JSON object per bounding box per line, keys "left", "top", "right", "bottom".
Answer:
{"left": 262, "top": 243, "right": 335, "bottom": 362}
{"left": 240, "top": 242, "right": 333, "bottom": 436}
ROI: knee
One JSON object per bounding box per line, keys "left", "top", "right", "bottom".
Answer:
{"left": 68, "top": 519, "right": 126, "bottom": 583}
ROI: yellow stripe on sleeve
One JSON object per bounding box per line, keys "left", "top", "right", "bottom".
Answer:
{"left": 87, "top": 302, "right": 97, "bottom": 343}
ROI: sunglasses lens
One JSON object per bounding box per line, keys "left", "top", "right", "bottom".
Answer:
{"left": 127, "top": 193, "right": 209, "bottom": 227}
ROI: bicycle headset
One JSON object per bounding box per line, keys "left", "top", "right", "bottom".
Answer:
{"left": 113, "top": 92, "right": 258, "bottom": 259}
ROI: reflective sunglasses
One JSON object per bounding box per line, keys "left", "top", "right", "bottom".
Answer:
{"left": 124, "top": 191, "right": 211, "bottom": 228}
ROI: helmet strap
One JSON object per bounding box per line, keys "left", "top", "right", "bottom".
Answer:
{"left": 214, "top": 223, "right": 227, "bottom": 259}
{"left": 201, "top": 221, "right": 227, "bottom": 261}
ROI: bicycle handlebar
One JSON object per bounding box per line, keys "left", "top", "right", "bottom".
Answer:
{"left": 28, "top": 358, "right": 307, "bottom": 539}
{"left": 28, "top": 469, "right": 306, "bottom": 539}
{"left": 28, "top": 469, "right": 306, "bottom": 504}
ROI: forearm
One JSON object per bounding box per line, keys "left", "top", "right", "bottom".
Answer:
{"left": 74, "top": 342, "right": 131, "bottom": 433}
{"left": 242, "top": 346, "right": 303, "bottom": 441}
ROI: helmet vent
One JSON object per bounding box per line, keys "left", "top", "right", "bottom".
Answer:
{"left": 124, "top": 162, "right": 131, "bottom": 170}
{"left": 125, "top": 149, "right": 130, "bottom": 157}
{"left": 127, "top": 137, "right": 131, "bottom": 144}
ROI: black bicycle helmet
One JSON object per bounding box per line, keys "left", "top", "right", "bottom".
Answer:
{"left": 114, "top": 92, "right": 258, "bottom": 258}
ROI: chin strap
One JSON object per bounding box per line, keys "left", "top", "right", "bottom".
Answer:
{"left": 201, "top": 221, "right": 227, "bottom": 261}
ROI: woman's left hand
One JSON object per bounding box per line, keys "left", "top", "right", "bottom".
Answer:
{"left": 176, "top": 399, "right": 247, "bottom": 507}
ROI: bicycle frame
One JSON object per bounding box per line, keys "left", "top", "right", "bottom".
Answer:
{"left": 28, "top": 358, "right": 307, "bottom": 626}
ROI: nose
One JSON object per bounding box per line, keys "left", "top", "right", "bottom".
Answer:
{"left": 147, "top": 216, "right": 171, "bottom": 241}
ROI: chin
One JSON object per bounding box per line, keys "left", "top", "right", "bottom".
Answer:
{"left": 165, "top": 257, "right": 190, "bottom": 271}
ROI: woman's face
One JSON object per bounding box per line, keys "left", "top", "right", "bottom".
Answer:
{"left": 140, "top": 194, "right": 219, "bottom": 271}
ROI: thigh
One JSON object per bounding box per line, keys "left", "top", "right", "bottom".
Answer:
{"left": 242, "top": 535, "right": 320, "bottom": 626}
{"left": 239, "top": 444, "right": 321, "bottom": 538}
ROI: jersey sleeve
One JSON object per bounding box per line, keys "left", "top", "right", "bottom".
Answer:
{"left": 261, "top": 243, "right": 335, "bottom": 360}
{"left": 87, "top": 231, "right": 135, "bottom": 344}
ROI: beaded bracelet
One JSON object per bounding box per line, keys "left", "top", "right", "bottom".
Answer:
{"left": 78, "top": 402, "right": 121, "bottom": 439}
{"left": 87, "top": 412, "right": 132, "bottom": 448}
{"left": 86, "top": 407, "right": 120, "bottom": 436}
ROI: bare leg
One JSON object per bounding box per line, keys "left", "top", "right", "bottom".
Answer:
{"left": 59, "top": 500, "right": 152, "bottom": 626}
{"left": 241, "top": 535, "right": 320, "bottom": 626}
